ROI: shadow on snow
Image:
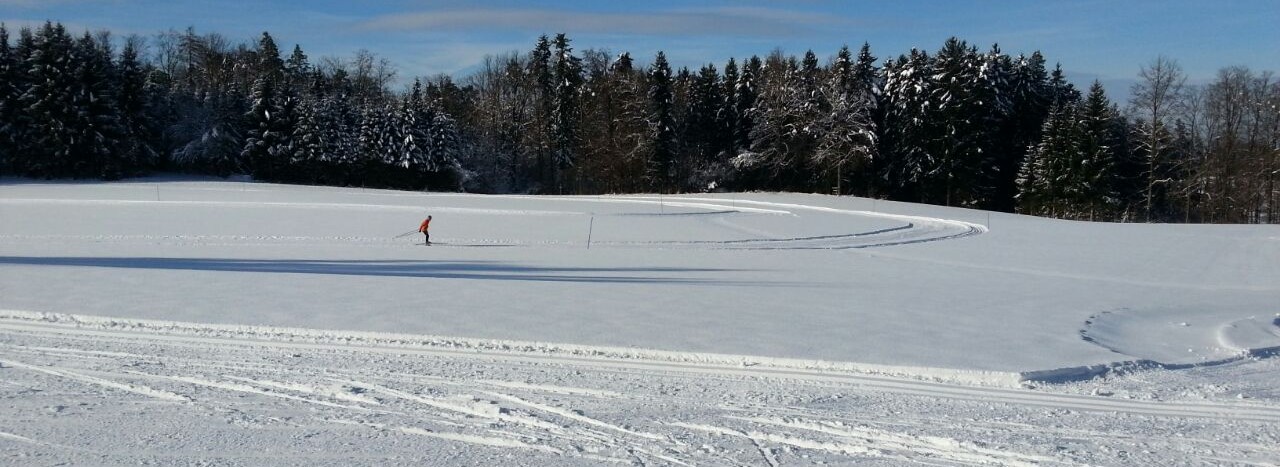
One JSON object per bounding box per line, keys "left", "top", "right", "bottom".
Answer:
{"left": 0, "top": 256, "right": 784, "bottom": 286}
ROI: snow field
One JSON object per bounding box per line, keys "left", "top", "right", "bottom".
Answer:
{"left": 1, "top": 312, "right": 1278, "bottom": 465}
{"left": 2, "top": 178, "right": 1280, "bottom": 464}
{"left": 1, "top": 178, "right": 1278, "bottom": 377}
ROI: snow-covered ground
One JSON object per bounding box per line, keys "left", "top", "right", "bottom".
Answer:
{"left": 2, "top": 178, "right": 1278, "bottom": 465}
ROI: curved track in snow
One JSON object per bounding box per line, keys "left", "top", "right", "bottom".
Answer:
{"left": 417, "top": 194, "right": 987, "bottom": 250}
{"left": 606, "top": 196, "right": 988, "bottom": 250}
{"left": 0, "top": 193, "right": 987, "bottom": 250}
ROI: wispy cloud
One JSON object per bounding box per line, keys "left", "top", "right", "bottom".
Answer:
{"left": 355, "top": 7, "right": 854, "bottom": 38}
{"left": 0, "top": 0, "right": 97, "bottom": 7}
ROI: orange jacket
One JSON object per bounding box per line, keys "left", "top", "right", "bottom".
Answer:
{"left": 419, "top": 218, "right": 431, "bottom": 232}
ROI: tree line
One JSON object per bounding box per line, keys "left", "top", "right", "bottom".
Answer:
{"left": 0, "top": 23, "right": 462, "bottom": 190}
{"left": 0, "top": 22, "right": 1275, "bottom": 223}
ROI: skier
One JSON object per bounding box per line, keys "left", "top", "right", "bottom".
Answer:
{"left": 418, "top": 215, "right": 432, "bottom": 245}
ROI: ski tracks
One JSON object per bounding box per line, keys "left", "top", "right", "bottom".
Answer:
{"left": 3, "top": 315, "right": 1280, "bottom": 465}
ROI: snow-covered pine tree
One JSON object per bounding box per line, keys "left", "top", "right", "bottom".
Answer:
{"left": 242, "top": 76, "right": 275, "bottom": 176}
{"left": 284, "top": 44, "right": 310, "bottom": 89}
{"left": 1076, "top": 81, "right": 1120, "bottom": 219}
{"left": 879, "top": 48, "right": 935, "bottom": 200}
{"left": 849, "top": 42, "right": 883, "bottom": 196}
{"left": 425, "top": 98, "right": 462, "bottom": 177}
{"left": 647, "top": 51, "right": 677, "bottom": 192}
{"left": 731, "top": 56, "right": 761, "bottom": 156}
{"left": 355, "top": 99, "right": 391, "bottom": 178}
{"left": 255, "top": 32, "right": 284, "bottom": 84}
{"left": 240, "top": 32, "right": 294, "bottom": 179}
{"left": 1048, "top": 64, "right": 1080, "bottom": 110}
{"left": 290, "top": 95, "right": 322, "bottom": 167}
{"left": 7, "top": 27, "right": 37, "bottom": 173}
{"left": 973, "top": 44, "right": 1013, "bottom": 207}
{"left": 720, "top": 57, "right": 739, "bottom": 152}
{"left": 1015, "top": 140, "right": 1043, "bottom": 214}
{"left": 740, "top": 52, "right": 792, "bottom": 189}
{"left": 852, "top": 43, "right": 880, "bottom": 101}
{"left": 317, "top": 71, "right": 357, "bottom": 170}
{"left": 526, "top": 35, "right": 554, "bottom": 190}
{"left": 814, "top": 45, "right": 876, "bottom": 194}
{"left": 604, "top": 52, "right": 650, "bottom": 192}
{"left": 996, "top": 52, "right": 1051, "bottom": 211}
{"left": 550, "top": 33, "right": 582, "bottom": 193}
{"left": 397, "top": 79, "right": 427, "bottom": 170}
{"left": 116, "top": 37, "right": 157, "bottom": 174}
{"left": 17, "top": 23, "right": 80, "bottom": 177}
{"left": 377, "top": 99, "right": 403, "bottom": 168}
{"left": 684, "top": 64, "right": 724, "bottom": 177}
{"left": 1019, "top": 99, "right": 1083, "bottom": 217}
{"left": 670, "top": 66, "right": 693, "bottom": 188}
{"left": 793, "top": 50, "right": 824, "bottom": 187}
{"left": 0, "top": 24, "right": 16, "bottom": 174}
{"left": 68, "top": 31, "right": 124, "bottom": 179}
{"left": 743, "top": 51, "right": 816, "bottom": 191}
{"left": 926, "top": 38, "right": 1005, "bottom": 207}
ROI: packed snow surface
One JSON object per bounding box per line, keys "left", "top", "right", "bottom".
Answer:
{"left": 2, "top": 178, "right": 1278, "bottom": 465}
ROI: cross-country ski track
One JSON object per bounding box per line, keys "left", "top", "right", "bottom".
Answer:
{"left": 2, "top": 311, "right": 1279, "bottom": 465}
{"left": 2, "top": 179, "right": 1279, "bottom": 465}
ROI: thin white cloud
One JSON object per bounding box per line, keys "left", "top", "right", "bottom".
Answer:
{"left": 355, "top": 7, "right": 850, "bottom": 38}
{"left": 0, "top": 0, "right": 96, "bottom": 7}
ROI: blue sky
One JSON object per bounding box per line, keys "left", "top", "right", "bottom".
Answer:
{"left": 2, "top": 0, "right": 1277, "bottom": 97}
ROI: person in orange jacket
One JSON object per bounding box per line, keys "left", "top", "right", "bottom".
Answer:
{"left": 419, "top": 215, "right": 432, "bottom": 245}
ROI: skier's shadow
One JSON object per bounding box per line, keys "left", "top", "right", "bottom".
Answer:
{"left": 0, "top": 256, "right": 786, "bottom": 286}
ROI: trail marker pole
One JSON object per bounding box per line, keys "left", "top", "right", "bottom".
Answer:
{"left": 586, "top": 215, "right": 595, "bottom": 249}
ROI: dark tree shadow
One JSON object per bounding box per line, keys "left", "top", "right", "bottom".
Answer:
{"left": 0, "top": 256, "right": 785, "bottom": 286}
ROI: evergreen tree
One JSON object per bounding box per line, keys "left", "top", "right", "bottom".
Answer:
{"left": 526, "top": 35, "right": 553, "bottom": 189}
{"left": 926, "top": 38, "right": 1006, "bottom": 207}
{"left": 743, "top": 52, "right": 804, "bottom": 190}
{"left": 116, "top": 38, "right": 157, "bottom": 173}
{"left": 318, "top": 72, "right": 358, "bottom": 170}
{"left": 1018, "top": 99, "right": 1082, "bottom": 216}
{"left": 0, "top": 24, "right": 16, "bottom": 173}
{"left": 18, "top": 23, "right": 78, "bottom": 177}
{"left": 685, "top": 64, "right": 724, "bottom": 173}
{"left": 397, "top": 79, "right": 428, "bottom": 170}
{"left": 356, "top": 100, "right": 387, "bottom": 176}
{"left": 255, "top": 31, "right": 284, "bottom": 83}
{"left": 550, "top": 33, "right": 582, "bottom": 193}
{"left": 242, "top": 75, "right": 286, "bottom": 177}
{"left": 290, "top": 95, "right": 323, "bottom": 168}
{"left": 996, "top": 52, "right": 1051, "bottom": 211}
{"left": 852, "top": 43, "right": 880, "bottom": 99}
{"left": 720, "top": 57, "right": 739, "bottom": 152}
{"left": 671, "top": 66, "right": 693, "bottom": 187}
{"left": 607, "top": 52, "right": 649, "bottom": 191}
{"left": 849, "top": 43, "right": 883, "bottom": 196}
{"left": 1076, "top": 81, "right": 1119, "bottom": 219}
{"left": 815, "top": 45, "right": 877, "bottom": 194}
{"left": 425, "top": 98, "right": 462, "bottom": 179}
{"left": 1048, "top": 64, "right": 1080, "bottom": 106}
{"left": 68, "top": 31, "right": 124, "bottom": 178}
{"left": 647, "top": 51, "right": 677, "bottom": 191}
{"left": 731, "top": 56, "right": 761, "bottom": 154}
{"left": 240, "top": 31, "right": 297, "bottom": 179}
{"left": 880, "top": 49, "right": 935, "bottom": 200}
{"left": 284, "top": 44, "right": 310, "bottom": 88}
